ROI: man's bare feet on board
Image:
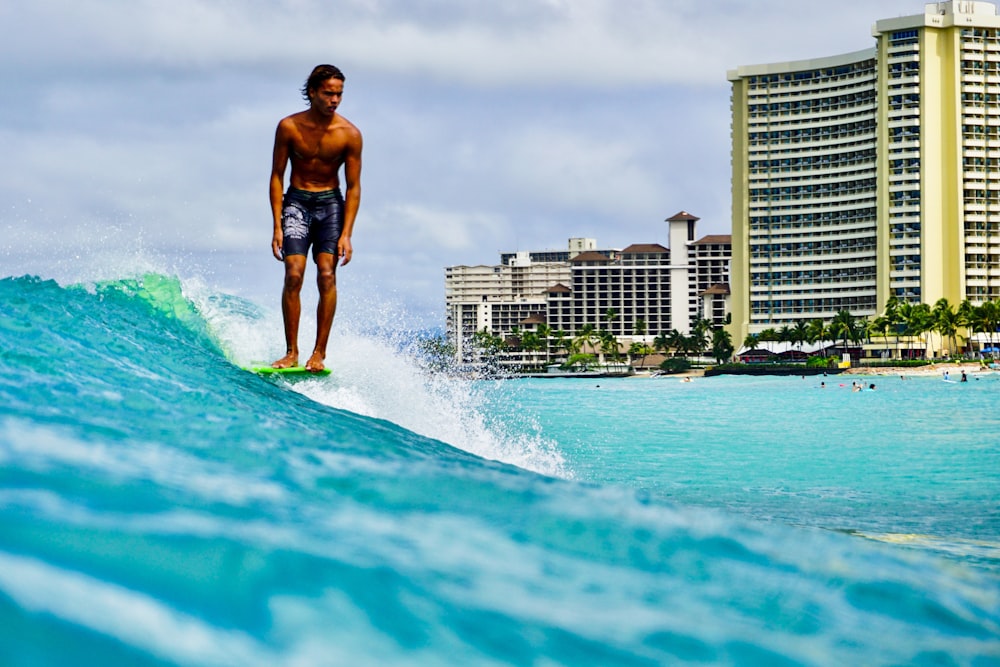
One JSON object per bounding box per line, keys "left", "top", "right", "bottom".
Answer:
{"left": 305, "top": 351, "right": 326, "bottom": 373}
{"left": 271, "top": 352, "right": 299, "bottom": 369}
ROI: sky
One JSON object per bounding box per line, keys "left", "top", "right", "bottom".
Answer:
{"left": 1, "top": 0, "right": 926, "bottom": 328}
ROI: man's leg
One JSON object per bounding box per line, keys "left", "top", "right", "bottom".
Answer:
{"left": 272, "top": 254, "right": 308, "bottom": 368}
{"left": 306, "top": 253, "right": 338, "bottom": 372}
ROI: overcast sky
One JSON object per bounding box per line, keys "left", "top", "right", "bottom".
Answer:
{"left": 1, "top": 0, "right": 925, "bottom": 328}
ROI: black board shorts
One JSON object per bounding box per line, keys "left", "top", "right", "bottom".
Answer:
{"left": 281, "top": 188, "right": 344, "bottom": 260}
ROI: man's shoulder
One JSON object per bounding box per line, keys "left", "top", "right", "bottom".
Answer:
{"left": 283, "top": 110, "right": 312, "bottom": 123}
{"left": 335, "top": 114, "right": 362, "bottom": 137}
{"left": 277, "top": 111, "right": 308, "bottom": 133}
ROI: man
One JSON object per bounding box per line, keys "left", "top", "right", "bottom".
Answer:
{"left": 270, "top": 64, "right": 362, "bottom": 373}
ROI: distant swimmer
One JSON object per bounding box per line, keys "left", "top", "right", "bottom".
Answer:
{"left": 961, "top": 370, "right": 968, "bottom": 382}
{"left": 269, "top": 64, "right": 363, "bottom": 373}
{"left": 869, "top": 383, "right": 876, "bottom": 391}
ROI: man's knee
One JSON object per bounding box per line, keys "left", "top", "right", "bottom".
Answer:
{"left": 316, "top": 267, "right": 337, "bottom": 292}
{"left": 283, "top": 268, "right": 306, "bottom": 292}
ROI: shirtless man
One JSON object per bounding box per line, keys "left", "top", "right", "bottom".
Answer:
{"left": 270, "top": 64, "right": 362, "bottom": 372}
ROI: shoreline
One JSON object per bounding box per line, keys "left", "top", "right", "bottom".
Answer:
{"left": 631, "top": 362, "right": 998, "bottom": 380}
{"left": 843, "top": 361, "right": 996, "bottom": 378}
{"left": 515, "top": 361, "right": 998, "bottom": 381}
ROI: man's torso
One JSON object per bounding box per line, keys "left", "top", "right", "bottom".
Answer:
{"left": 284, "top": 111, "right": 356, "bottom": 191}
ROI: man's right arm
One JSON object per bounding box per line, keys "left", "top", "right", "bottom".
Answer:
{"left": 270, "top": 120, "right": 290, "bottom": 261}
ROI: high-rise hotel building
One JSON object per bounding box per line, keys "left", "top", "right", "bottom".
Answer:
{"left": 729, "top": 1, "right": 1000, "bottom": 342}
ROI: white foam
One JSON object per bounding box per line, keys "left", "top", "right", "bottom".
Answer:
{"left": 194, "top": 285, "right": 569, "bottom": 478}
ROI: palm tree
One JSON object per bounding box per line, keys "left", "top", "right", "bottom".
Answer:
{"left": 573, "top": 324, "right": 598, "bottom": 356}
{"left": 653, "top": 333, "right": 671, "bottom": 356}
{"left": 931, "top": 298, "right": 957, "bottom": 357}
{"left": 597, "top": 329, "right": 622, "bottom": 363}
{"left": 791, "top": 319, "right": 809, "bottom": 353}
{"left": 758, "top": 327, "right": 779, "bottom": 344}
{"left": 961, "top": 299, "right": 1000, "bottom": 358}
{"left": 633, "top": 318, "right": 647, "bottom": 339}
{"left": 550, "top": 329, "right": 570, "bottom": 360}
{"left": 958, "top": 299, "right": 978, "bottom": 354}
{"left": 869, "top": 315, "right": 891, "bottom": 359}
{"left": 899, "top": 301, "right": 933, "bottom": 358}
{"left": 472, "top": 328, "right": 506, "bottom": 362}
{"left": 977, "top": 300, "right": 1000, "bottom": 356}
{"left": 603, "top": 307, "right": 620, "bottom": 335}
{"left": 883, "top": 295, "right": 904, "bottom": 360}
{"left": 628, "top": 341, "right": 654, "bottom": 368}
{"left": 778, "top": 325, "right": 793, "bottom": 345}
{"left": 520, "top": 331, "right": 545, "bottom": 369}
{"left": 829, "top": 310, "right": 860, "bottom": 359}
{"left": 535, "top": 323, "right": 552, "bottom": 362}
{"left": 667, "top": 329, "right": 686, "bottom": 357}
{"left": 933, "top": 298, "right": 961, "bottom": 357}
{"left": 711, "top": 328, "right": 735, "bottom": 364}
{"left": 806, "top": 318, "right": 828, "bottom": 356}
{"left": 688, "top": 320, "right": 711, "bottom": 358}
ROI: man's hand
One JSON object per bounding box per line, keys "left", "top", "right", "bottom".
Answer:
{"left": 272, "top": 229, "right": 284, "bottom": 261}
{"left": 338, "top": 235, "right": 353, "bottom": 266}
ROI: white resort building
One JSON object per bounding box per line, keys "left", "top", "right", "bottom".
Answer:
{"left": 445, "top": 213, "right": 732, "bottom": 367}
{"left": 729, "top": 0, "right": 1000, "bottom": 347}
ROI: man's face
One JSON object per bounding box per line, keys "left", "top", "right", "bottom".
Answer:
{"left": 310, "top": 78, "right": 344, "bottom": 116}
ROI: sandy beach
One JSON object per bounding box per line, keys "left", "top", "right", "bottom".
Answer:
{"left": 633, "top": 361, "right": 1000, "bottom": 380}
{"left": 843, "top": 361, "right": 998, "bottom": 378}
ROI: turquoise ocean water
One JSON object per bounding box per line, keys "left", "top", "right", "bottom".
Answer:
{"left": 1, "top": 272, "right": 999, "bottom": 666}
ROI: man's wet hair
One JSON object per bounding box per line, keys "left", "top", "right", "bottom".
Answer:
{"left": 302, "top": 64, "right": 346, "bottom": 103}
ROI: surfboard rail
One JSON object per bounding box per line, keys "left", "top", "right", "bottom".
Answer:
{"left": 244, "top": 365, "right": 332, "bottom": 378}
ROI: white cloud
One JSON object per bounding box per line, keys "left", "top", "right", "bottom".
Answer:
{"left": 2, "top": 1, "right": 923, "bottom": 85}
{"left": 499, "top": 127, "right": 663, "bottom": 216}
{"left": 365, "top": 202, "right": 508, "bottom": 252}
{"left": 0, "top": 0, "right": 949, "bottom": 325}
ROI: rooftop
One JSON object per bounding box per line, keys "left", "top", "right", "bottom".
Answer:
{"left": 693, "top": 234, "right": 732, "bottom": 246}
{"left": 621, "top": 243, "right": 669, "bottom": 254}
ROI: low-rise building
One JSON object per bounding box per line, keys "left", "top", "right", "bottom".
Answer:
{"left": 445, "top": 213, "right": 732, "bottom": 369}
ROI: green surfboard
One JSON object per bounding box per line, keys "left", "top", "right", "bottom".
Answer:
{"left": 245, "top": 365, "right": 332, "bottom": 378}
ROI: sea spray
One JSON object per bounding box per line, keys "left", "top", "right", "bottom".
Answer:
{"left": 191, "top": 282, "right": 568, "bottom": 477}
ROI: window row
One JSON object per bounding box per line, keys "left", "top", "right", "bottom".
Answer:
{"left": 746, "top": 63, "right": 875, "bottom": 86}
{"left": 750, "top": 295, "right": 878, "bottom": 315}
{"left": 748, "top": 150, "right": 874, "bottom": 172}
{"left": 748, "top": 91, "right": 876, "bottom": 115}
{"left": 750, "top": 177, "right": 875, "bottom": 198}
{"left": 748, "top": 122, "right": 875, "bottom": 144}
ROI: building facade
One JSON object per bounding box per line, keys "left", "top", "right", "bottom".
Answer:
{"left": 729, "top": 0, "right": 1000, "bottom": 343}
{"left": 445, "top": 214, "right": 731, "bottom": 366}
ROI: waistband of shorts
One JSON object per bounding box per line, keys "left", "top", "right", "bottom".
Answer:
{"left": 285, "top": 187, "right": 342, "bottom": 201}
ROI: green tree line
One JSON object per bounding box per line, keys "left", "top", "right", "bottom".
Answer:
{"left": 742, "top": 296, "right": 1000, "bottom": 359}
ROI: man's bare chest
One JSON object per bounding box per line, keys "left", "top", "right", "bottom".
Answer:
{"left": 289, "top": 129, "right": 347, "bottom": 163}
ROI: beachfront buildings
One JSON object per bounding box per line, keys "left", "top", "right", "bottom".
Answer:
{"left": 444, "top": 213, "right": 731, "bottom": 366}
{"left": 728, "top": 0, "right": 1000, "bottom": 344}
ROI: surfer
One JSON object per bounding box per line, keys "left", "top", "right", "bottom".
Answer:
{"left": 269, "top": 64, "right": 363, "bottom": 373}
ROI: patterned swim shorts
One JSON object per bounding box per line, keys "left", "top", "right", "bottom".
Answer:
{"left": 280, "top": 188, "right": 344, "bottom": 260}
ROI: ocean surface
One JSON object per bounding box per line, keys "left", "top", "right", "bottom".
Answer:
{"left": 1, "top": 272, "right": 999, "bottom": 666}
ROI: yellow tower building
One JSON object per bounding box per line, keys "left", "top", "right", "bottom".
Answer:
{"left": 729, "top": 1, "right": 1000, "bottom": 347}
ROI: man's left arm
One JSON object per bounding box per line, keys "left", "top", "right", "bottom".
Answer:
{"left": 338, "top": 129, "right": 363, "bottom": 266}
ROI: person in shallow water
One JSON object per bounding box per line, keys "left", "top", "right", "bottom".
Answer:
{"left": 269, "top": 64, "right": 363, "bottom": 373}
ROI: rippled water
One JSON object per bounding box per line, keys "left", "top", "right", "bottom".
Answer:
{"left": 1, "top": 273, "right": 998, "bottom": 666}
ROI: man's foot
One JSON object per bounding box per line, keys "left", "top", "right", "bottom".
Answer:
{"left": 305, "top": 351, "right": 326, "bottom": 373}
{"left": 271, "top": 352, "right": 299, "bottom": 369}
